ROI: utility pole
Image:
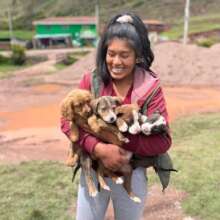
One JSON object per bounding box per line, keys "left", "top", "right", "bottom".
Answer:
{"left": 183, "top": 0, "right": 190, "bottom": 45}
{"left": 95, "top": 0, "right": 99, "bottom": 36}
{"left": 7, "top": 6, "right": 14, "bottom": 43}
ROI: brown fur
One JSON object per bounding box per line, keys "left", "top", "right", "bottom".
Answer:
{"left": 61, "top": 91, "right": 142, "bottom": 202}
{"left": 60, "top": 89, "right": 93, "bottom": 166}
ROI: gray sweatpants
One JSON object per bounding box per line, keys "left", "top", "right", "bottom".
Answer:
{"left": 76, "top": 167, "right": 147, "bottom": 220}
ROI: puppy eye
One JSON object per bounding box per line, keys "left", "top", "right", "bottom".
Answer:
{"left": 117, "top": 113, "right": 124, "bottom": 117}
{"left": 100, "top": 107, "right": 107, "bottom": 112}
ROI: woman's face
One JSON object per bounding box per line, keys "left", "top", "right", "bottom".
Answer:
{"left": 106, "top": 38, "right": 136, "bottom": 81}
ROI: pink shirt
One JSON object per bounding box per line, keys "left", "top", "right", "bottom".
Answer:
{"left": 60, "top": 68, "right": 172, "bottom": 156}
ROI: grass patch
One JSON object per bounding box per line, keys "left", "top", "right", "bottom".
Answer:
{"left": 0, "top": 30, "right": 34, "bottom": 41}
{"left": 0, "top": 56, "right": 25, "bottom": 79}
{"left": 0, "top": 161, "right": 78, "bottom": 220}
{"left": 162, "top": 14, "right": 220, "bottom": 40}
{"left": 170, "top": 113, "right": 220, "bottom": 220}
{"left": 150, "top": 113, "right": 220, "bottom": 220}
{"left": 0, "top": 54, "right": 48, "bottom": 79}
{"left": 54, "top": 51, "right": 90, "bottom": 71}
{"left": 55, "top": 63, "right": 68, "bottom": 71}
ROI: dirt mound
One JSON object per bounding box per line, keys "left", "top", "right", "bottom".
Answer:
{"left": 153, "top": 42, "right": 220, "bottom": 86}
{"left": 45, "top": 42, "right": 220, "bottom": 87}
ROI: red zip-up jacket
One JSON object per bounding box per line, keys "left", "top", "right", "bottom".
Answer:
{"left": 60, "top": 67, "right": 172, "bottom": 156}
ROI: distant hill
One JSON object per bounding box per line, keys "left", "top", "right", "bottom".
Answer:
{"left": 0, "top": 0, "right": 220, "bottom": 30}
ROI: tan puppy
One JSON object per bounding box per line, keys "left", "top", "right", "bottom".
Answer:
{"left": 61, "top": 89, "right": 93, "bottom": 142}
{"left": 88, "top": 100, "right": 142, "bottom": 203}
{"left": 115, "top": 103, "right": 141, "bottom": 134}
{"left": 60, "top": 89, "right": 93, "bottom": 166}
{"left": 88, "top": 96, "right": 129, "bottom": 143}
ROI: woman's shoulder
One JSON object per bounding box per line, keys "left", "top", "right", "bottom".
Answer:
{"left": 134, "top": 67, "right": 160, "bottom": 87}
{"left": 79, "top": 71, "right": 93, "bottom": 90}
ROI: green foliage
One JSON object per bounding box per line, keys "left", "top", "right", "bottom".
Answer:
{"left": 0, "top": 54, "right": 9, "bottom": 63}
{"left": 196, "top": 38, "right": 215, "bottom": 48}
{"left": 11, "top": 45, "right": 26, "bottom": 65}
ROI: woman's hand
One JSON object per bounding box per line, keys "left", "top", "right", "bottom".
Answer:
{"left": 93, "top": 142, "right": 131, "bottom": 171}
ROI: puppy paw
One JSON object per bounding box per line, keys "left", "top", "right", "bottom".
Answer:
{"left": 129, "top": 122, "right": 141, "bottom": 134}
{"left": 102, "top": 185, "right": 111, "bottom": 191}
{"left": 115, "top": 177, "right": 124, "bottom": 184}
{"left": 131, "top": 196, "right": 141, "bottom": 203}
{"left": 141, "top": 123, "right": 152, "bottom": 135}
{"left": 118, "top": 133, "right": 130, "bottom": 143}
{"left": 90, "top": 190, "right": 98, "bottom": 197}
{"left": 118, "top": 122, "right": 128, "bottom": 133}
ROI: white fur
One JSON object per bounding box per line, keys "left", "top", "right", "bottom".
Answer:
{"left": 116, "top": 177, "right": 124, "bottom": 184}
{"left": 129, "top": 122, "right": 141, "bottom": 134}
{"left": 119, "top": 121, "right": 129, "bottom": 132}
{"left": 141, "top": 115, "right": 166, "bottom": 135}
{"left": 103, "top": 112, "right": 117, "bottom": 123}
{"left": 129, "top": 110, "right": 141, "bottom": 134}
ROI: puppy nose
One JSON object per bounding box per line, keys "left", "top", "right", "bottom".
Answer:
{"left": 110, "top": 116, "right": 116, "bottom": 123}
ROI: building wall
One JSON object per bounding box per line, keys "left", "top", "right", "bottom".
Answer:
{"left": 35, "top": 24, "right": 96, "bottom": 40}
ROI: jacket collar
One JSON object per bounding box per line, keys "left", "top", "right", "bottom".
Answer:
{"left": 100, "top": 66, "right": 159, "bottom": 106}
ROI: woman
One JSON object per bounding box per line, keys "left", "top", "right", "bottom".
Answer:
{"left": 61, "top": 12, "right": 172, "bottom": 220}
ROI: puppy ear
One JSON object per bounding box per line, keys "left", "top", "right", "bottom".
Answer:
{"left": 61, "top": 99, "right": 74, "bottom": 121}
{"left": 131, "top": 102, "right": 140, "bottom": 111}
{"left": 111, "top": 97, "right": 123, "bottom": 107}
{"left": 90, "top": 99, "right": 99, "bottom": 114}
{"left": 115, "top": 105, "right": 124, "bottom": 115}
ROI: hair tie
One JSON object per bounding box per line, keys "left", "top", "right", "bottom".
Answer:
{"left": 116, "top": 15, "right": 133, "bottom": 24}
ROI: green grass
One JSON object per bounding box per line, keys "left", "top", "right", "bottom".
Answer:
{"left": 162, "top": 14, "right": 220, "bottom": 40}
{"left": 0, "top": 113, "right": 219, "bottom": 219}
{"left": 149, "top": 113, "right": 220, "bottom": 220}
{"left": 0, "top": 161, "right": 78, "bottom": 220}
{"left": 0, "top": 57, "right": 26, "bottom": 79}
{"left": 170, "top": 113, "right": 220, "bottom": 220}
{"left": 0, "top": 30, "right": 34, "bottom": 41}
{"left": 0, "top": 62, "right": 30, "bottom": 79}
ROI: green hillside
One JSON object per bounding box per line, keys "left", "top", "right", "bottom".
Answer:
{"left": 0, "top": 0, "right": 220, "bottom": 29}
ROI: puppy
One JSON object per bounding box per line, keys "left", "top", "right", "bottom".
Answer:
{"left": 140, "top": 111, "right": 167, "bottom": 136}
{"left": 61, "top": 89, "right": 100, "bottom": 197}
{"left": 113, "top": 105, "right": 168, "bottom": 202}
{"left": 61, "top": 89, "right": 93, "bottom": 167}
{"left": 88, "top": 99, "right": 141, "bottom": 203}
{"left": 88, "top": 96, "right": 129, "bottom": 143}
{"left": 61, "top": 89, "right": 93, "bottom": 142}
{"left": 115, "top": 103, "right": 141, "bottom": 134}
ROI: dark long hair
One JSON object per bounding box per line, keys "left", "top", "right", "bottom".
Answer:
{"left": 96, "top": 12, "right": 154, "bottom": 85}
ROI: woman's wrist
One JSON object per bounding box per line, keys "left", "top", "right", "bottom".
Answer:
{"left": 93, "top": 142, "right": 105, "bottom": 159}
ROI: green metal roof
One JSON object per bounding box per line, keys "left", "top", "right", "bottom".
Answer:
{"left": 34, "top": 33, "right": 71, "bottom": 39}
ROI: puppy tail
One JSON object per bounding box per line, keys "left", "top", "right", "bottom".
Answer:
{"left": 72, "top": 162, "right": 81, "bottom": 182}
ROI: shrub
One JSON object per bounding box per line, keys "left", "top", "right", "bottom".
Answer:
{"left": 196, "top": 38, "right": 215, "bottom": 48}
{"left": 0, "top": 54, "right": 10, "bottom": 64}
{"left": 61, "top": 54, "right": 77, "bottom": 65}
{"left": 0, "top": 54, "right": 5, "bottom": 63}
{"left": 11, "top": 44, "right": 26, "bottom": 65}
